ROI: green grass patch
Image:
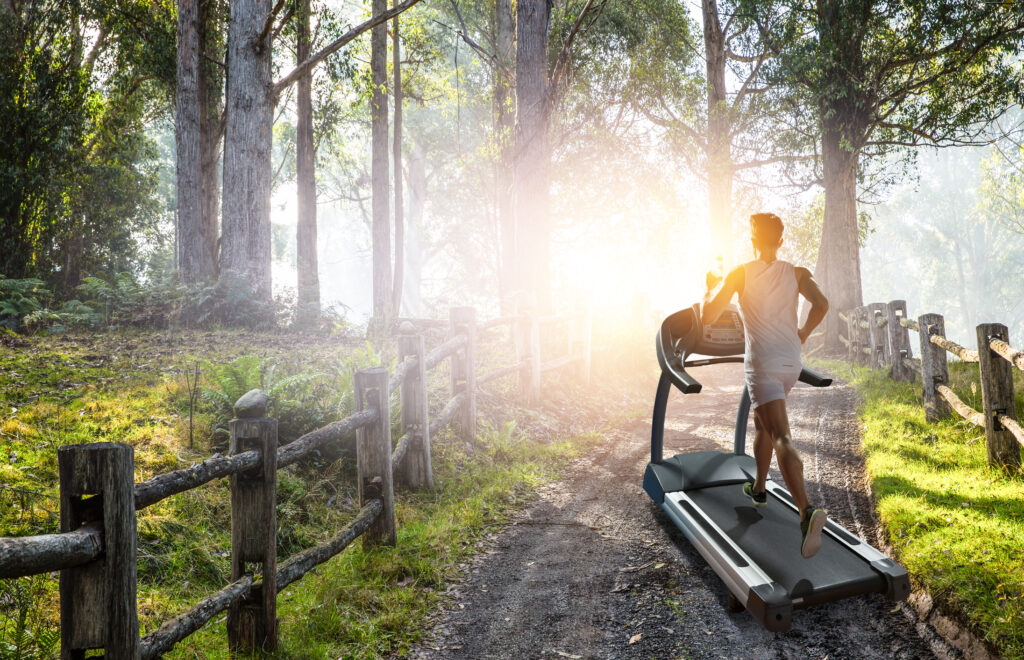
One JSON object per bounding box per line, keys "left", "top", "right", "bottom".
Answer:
{"left": 818, "top": 359, "right": 1024, "bottom": 658}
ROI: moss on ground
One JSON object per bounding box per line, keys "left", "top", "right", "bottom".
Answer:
{"left": 0, "top": 330, "right": 617, "bottom": 659}
{"left": 818, "top": 359, "right": 1024, "bottom": 659}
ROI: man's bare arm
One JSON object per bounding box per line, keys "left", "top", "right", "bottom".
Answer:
{"left": 796, "top": 267, "right": 828, "bottom": 343}
{"left": 701, "top": 267, "right": 743, "bottom": 326}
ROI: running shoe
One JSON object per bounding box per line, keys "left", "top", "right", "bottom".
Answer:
{"left": 742, "top": 481, "right": 767, "bottom": 507}
{"left": 800, "top": 506, "right": 828, "bottom": 558}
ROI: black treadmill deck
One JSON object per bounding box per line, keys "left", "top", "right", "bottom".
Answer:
{"left": 686, "top": 484, "right": 886, "bottom": 606}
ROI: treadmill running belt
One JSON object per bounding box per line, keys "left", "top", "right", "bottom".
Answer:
{"left": 686, "top": 484, "right": 886, "bottom": 605}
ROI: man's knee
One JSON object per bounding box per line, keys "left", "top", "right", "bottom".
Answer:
{"left": 774, "top": 433, "right": 797, "bottom": 453}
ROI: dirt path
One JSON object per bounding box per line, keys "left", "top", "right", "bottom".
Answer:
{"left": 408, "top": 365, "right": 957, "bottom": 660}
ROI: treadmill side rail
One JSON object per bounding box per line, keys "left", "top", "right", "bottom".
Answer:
{"left": 661, "top": 491, "right": 793, "bottom": 631}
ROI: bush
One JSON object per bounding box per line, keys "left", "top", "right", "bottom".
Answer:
{"left": 199, "top": 344, "right": 384, "bottom": 446}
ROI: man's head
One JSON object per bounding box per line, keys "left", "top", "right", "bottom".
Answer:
{"left": 750, "top": 212, "right": 784, "bottom": 252}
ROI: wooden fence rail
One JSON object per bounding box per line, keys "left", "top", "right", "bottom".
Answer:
{"left": 842, "top": 301, "right": 1022, "bottom": 471}
{"left": 0, "top": 305, "right": 593, "bottom": 657}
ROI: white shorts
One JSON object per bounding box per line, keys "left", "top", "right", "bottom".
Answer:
{"left": 745, "top": 365, "right": 801, "bottom": 409}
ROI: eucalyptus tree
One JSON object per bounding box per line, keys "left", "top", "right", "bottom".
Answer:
{"left": 631, "top": 0, "right": 812, "bottom": 268}
{"left": 176, "top": 0, "right": 225, "bottom": 283}
{"left": 746, "top": 0, "right": 1024, "bottom": 349}
{"left": 218, "top": 0, "right": 427, "bottom": 302}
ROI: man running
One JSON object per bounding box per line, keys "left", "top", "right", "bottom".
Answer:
{"left": 700, "top": 212, "right": 830, "bottom": 558}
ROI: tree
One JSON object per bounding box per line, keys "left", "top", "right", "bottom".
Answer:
{"left": 295, "top": 0, "right": 320, "bottom": 327}
{"left": 371, "top": 0, "right": 391, "bottom": 331}
{"left": 219, "top": 0, "right": 425, "bottom": 304}
{"left": 175, "top": 0, "right": 202, "bottom": 282}
{"left": 0, "top": 0, "right": 169, "bottom": 290}
{"left": 220, "top": 0, "right": 273, "bottom": 299}
{"left": 391, "top": 7, "right": 405, "bottom": 317}
{"left": 749, "top": 0, "right": 1024, "bottom": 350}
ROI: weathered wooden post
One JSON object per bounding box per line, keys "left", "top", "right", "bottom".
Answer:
{"left": 886, "top": 300, "right": 912, "bottom": 382}
{"left": 514, "top": 297, "right": 533, "bottom": 399}
{"left": 845, "top": 309, "right": 857, "bottom": 364}
{"left": 582, "top": 305, "right": 593, "bottom": 383}
{"left": 852, "top": 306, "right": 866, "bottom": 366}
{"left": 399, "top": 328, "right": 432, "bottom": 489}
{"left": 918, "top": 314, "right": 951, "bottom": 422}
{"left": 868, "top": 302, "right": 890, "bottom": 368}
{"left": 529, "top": 314, "right": 542, "bottom": 403}
{"left": 976, "top": 323, "right": 1022, "bottom": 470}
{"left": 450, "top": 307, "right": 478, "bottom": 442}
{"left": 58, "top": 442, "right": 138, "bottom": 659}
{"left": 227, "top": 389, "right": 278, "bottom": 653}
{"left": 355, "top": 368, "right": 396, "bottom": 546}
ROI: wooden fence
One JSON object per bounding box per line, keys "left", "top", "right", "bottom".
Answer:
{"left": 0, "top": 305, "right": 592, "bottom": 658}
{"left": 839, "top": 300, "right": 1023, "bottom": 470}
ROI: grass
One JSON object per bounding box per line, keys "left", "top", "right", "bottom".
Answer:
{"left": 0, "top": 330, "right": 617, "bottom": 659}
{"left": 817, "top": 358, "right": 1024, "bottom": 659}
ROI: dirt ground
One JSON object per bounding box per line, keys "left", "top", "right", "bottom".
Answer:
{"left": 407, "top": 364, "right": 961, "bottom": 660}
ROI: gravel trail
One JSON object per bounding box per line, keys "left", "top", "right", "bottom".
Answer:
{"left": 408, "top": 365, "right": 956, "bottom": 660}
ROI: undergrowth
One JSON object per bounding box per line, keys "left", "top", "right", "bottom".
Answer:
{"left": 819, "top": 359, "right": 1024, "bottom": 659}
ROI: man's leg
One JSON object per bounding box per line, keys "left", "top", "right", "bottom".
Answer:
{"left": 753, "top": 399, "right": 810, "bottom": 518}
{"left": 751, "top": 413, "right": 773, "bottom": 493}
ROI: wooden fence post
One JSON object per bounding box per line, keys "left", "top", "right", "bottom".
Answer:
{"left": 845, "top": 308, "right": 857, "bottom": 363}
{"left": 227, "top": 391, "right": 278, "bottom": 653}
{"left": 868, "top": 302, "right": 890, "bottom": 368}
{"left": 399, "top": 330, "right": 433, "bottom": 489}
{"left": 58, "top": 442, "right": 138, "bottom": 660}
{"left": 356, "top": 368, "right": 396, "bottom": 546}
{"left": 529, "top": 314, "right": 542, "bottom": 403}
{"left": 886, "top": 300, "right": 912, "bottom": 382}
{"left": 514, "top": 298, "right": 533, "bottom": 400}
{"left": 852, "top": 306, "right": 867, "bottom": 366}
{"left": 976, "top": 323, "right": 1022, "bottom": 470}
{"left": 450, "top": 307, "right": 478, "bottom": 442}
{"left": 582, "top": 305, "right": 593, "bottom": 383}
{"left": 918, "top": 313, "right": 951, "bottom": 422}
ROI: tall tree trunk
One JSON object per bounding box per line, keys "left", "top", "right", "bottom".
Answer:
{"left": 495, "top": 0, "right": 515, "bottom": 312}
{"left": 370, "top": 0, "right": 391, "bottom": 333}
{"left": 702, "top": 0, "right": 733, "bottom": 268}
{"left": 391, "top": 12, "right": 404, "bottom": 318}
{"left": 220, "top": 0, "right": 273, "bottom": 299}
{"left": 514, "top": 0, "right": 552, "bottom": 311}
{"left": 176, "top": 0, "right": 203, "bottom": 283}
{"left": 295, "top": 0, "right": 320, "bottom": 327}
{"left": 815, "top": 122, "right": 862, "bottom": 352}
{"left": 403, "top": 141, "right": 426, "bottom": 316}
{"left": 198, "top": 0, "right": 223, "bottom": 279}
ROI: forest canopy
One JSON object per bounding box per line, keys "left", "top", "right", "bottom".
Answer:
{"left": 0, "top": 0, "right": 1022, "bottom": 342}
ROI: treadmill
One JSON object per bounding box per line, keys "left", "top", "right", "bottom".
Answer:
{"left": 643, "top": 304, "right": 910, "bottom": 631}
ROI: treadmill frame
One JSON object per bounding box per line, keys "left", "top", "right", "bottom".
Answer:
{"left": 647, "top": 314, "right": 910, "bottom": 630}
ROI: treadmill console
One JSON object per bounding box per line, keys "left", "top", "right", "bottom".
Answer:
{"left": 660, "top": 303, "right": 745, "bottom": 360}
{"left": 656, "top": 303, "right": 744, "bottom": 395}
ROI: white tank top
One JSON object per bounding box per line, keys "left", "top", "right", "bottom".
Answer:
{"left": 738, "top": 260, "right": 802, "bottom": 373}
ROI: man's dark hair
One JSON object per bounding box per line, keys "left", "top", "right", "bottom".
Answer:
{"left": 750, "top": 212, "right": 784, "bottom": 247}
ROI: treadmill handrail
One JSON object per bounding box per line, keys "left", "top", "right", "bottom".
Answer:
{"left": 798, "top": 367, "right": 832, "bottom": 387}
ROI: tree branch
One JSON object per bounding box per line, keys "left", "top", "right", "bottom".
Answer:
{"left": 447, "top": 0, "right": 501, "bottom": 70}
{"left": 257, "top": 0, "right": 288, "bottom": 52}
{"left": 549, "top": 0, "right": 604, "bottom": 92}
{"left": 273, "top": 0, "right": 426, "bottom": 99}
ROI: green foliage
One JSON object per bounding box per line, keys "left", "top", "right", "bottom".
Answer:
{"left": 199, "top": 343, "right": 383, "bottom": 444}
{"left": 0, "top": 0, "right": 166, "bottom": 289}
{"left": 0, "top": 577, "right": 59, "bottom": 660}
{"left": 783, "top": 194, "right": 874, "bottom": 267}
